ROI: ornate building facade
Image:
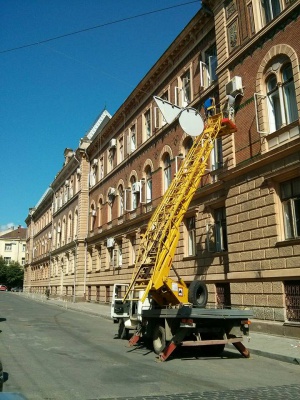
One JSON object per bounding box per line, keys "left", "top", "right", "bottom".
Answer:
{"left": 25, "top": 0, "right": 300, "bottom": 336}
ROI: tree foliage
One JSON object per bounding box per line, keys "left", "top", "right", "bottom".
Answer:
{"left": 0, "top": 257, "right": 24, "bottom": 287}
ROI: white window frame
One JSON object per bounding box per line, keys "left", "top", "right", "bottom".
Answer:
{"left": 186, "top": 216, "right": 196, "bottom": 256}
{"left": 281, "top": 178, "right": 300, "bottom": 240}
{"left": 143, "top": 109, "right": 152, "bottom": 140}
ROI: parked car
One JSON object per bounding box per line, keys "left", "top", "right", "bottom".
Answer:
{"left": 10, "top": 287, "right": 23, "bottom": 292}
{"left": 0, "top": 285, "right": 7, "bottom": 292}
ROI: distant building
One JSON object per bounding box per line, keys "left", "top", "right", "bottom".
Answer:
{"left": 0, "top": 226, "right": 27, "bottom": 265}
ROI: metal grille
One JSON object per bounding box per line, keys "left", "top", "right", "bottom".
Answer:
{"left": 284, "top": 280, "right": 300, "bottom": 322}
{"left": 216, "top": 283, "right": 231, "bottom": 308}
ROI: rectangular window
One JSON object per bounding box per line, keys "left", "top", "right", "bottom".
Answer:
{"left": 200, "top": 45, "right": 217, "bottom": 89}
{"left": 113, "top": 242, "right": 122, "bottom": 268}
{"left": 88, "top": 249, "right": 93, "bottom": 272}
{"left": 107, "top": 149, "right": 113, "bottom": 173}
{"left": 144, "top": 109, "right": 152, "bottom": 140}
{"left": 186, "top": 216, "right": 196, "bottom": 256}
{"left": 130, "top": 125, "right": 136, "bottom": 153}
{"left": 5, "top": 243, "right": 12, "bottom": 251}
{"left": 129, "top": 236, "right": 136, "bottom": 265}
{"left": 181, "top": 70, "right": 191, "bottom": 107}
{"left": 216, "top": 283, "right": 231, "bottom": 308}
{"left": 207, "top": 207, "right": 228, "bottom": 252}
{"left": 99, "top": 157, "right": 104, "bottom": 180}
{"left": 211, "top": 137, "right": 223, "bottom": 171}
{"left": 4, "top": 257, "right": 11, "bottom": 265}
{"left": 118, "top": 137, "right": 124, "bottom": 163}
{"left": 281, "top": 177, "right": 300, "bottom": 239}
{"left": 247, "top": 2, "right": 256, "bottom": 35}
{"left": 261, "top": 0, "right": 281, "bottom": 25}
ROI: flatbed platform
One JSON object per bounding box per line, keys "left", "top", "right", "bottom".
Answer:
{"left": 142, "top": 305, "right": 253, "bottom": 320}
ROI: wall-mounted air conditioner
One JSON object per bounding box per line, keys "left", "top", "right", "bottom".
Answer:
{"left": 132, "top": 182, "right": 140, "bottom": 193}
{"left": 108, "top": 187, "right": 116, "bottom": 197}
{"left": 225, "top": 76, "right": 243, "bottom": 97}
{"left": 57, "top": 226, "right": 61, "bottom": 233}
{"left": 92, "top": 159, "right": 98, "bottom": 167}
{"left": 109, "top": 138, "right": 117, "bottom": 149}
{"left": 65, "top": 180, "right": 69, "bottom": 187}
{"left": 107, "top": 237, "right": 115, "bottom": 248}
{"left": 76, "top": 168, "right": 81, "bottom": 176}
{"left": 91, "top": 209, "right": 97, "bottom": 217}
{"left": 48, "top": 232, "right": 52, "bottom": 239}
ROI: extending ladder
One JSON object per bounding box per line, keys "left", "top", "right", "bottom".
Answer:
{"left": 123, "top": 113, "right": 236, "bottom": 305}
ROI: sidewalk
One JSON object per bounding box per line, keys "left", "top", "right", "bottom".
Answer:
{"left": 18, "top": 292, "right": 300, "bottom": 366}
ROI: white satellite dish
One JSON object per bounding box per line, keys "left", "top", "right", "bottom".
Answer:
{"left": 179, "top": 108, "right": 204, "bottom": 136}
{"left": 154, "top": 96, "right": 182, "bottom": 124}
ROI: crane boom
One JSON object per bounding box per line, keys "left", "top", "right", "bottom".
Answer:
{"left": 123, "top": 112, "right": 236, "bottom": 306}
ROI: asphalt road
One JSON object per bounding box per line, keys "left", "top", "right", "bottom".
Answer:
{"left": 0, "top": 293, "right": 299, "bottom": 400}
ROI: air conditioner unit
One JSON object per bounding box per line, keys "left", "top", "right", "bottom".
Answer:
{"left": 109, "top": 138, "right": 117, "bottom": 149}
{"left": 91, "top": 209, "right": 97, "bottom": 217}
{"left": 108, "top": 187, "right": 116, "bottom": 197}
{"left": 76, "top": 168, "right": 81, "bottom": 176}
{"left": 107, "top": 237, "right": 115, "bottom": 248}
{"left": 92, "top": 159, "right": 98, "bottom": 166}
{"left": 65, "top": 180, "right": 69, "bottom": 186}
{"left": 57, "top": 226, "right": 61, "bottom": 233}
{"left": 225, "top": 76, "right": 243, "bottom": 97}
{"left": 48, "top": 232, "right": 52, "bottom": 239}
{"left": 132, "top": 182, "right": 140, "bottom": 193}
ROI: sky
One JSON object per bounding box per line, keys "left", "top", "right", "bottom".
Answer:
{"left": 0, "top": 0, "right": 201, "bottom": 231}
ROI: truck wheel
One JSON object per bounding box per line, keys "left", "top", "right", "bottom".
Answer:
{"left": 188, "top": 281, "right": 208, "bottom": 307}
{"left": 153, "top": 325, "right": 166, "bottom": 355}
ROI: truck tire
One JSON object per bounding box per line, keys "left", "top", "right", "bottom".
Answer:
{"left": 153, "top": 325, "right": 166, "bottom": 355}
{"left": 188, "top": 280, "right": 208, "bottom": 307}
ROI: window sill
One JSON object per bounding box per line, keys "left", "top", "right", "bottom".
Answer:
{"left": 183, "top": 256, "right": 197, "bottom": 261}
{"left": 276, "top": 238, "right": 300, "bottom": 247}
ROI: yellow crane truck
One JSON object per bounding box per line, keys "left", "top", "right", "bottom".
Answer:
{"left": 111, "top": 97, "right": 252, "bottom": 361}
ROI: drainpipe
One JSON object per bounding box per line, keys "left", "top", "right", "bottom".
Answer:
{"left": 73, "top": 240, "right": 78, "bottom": 303}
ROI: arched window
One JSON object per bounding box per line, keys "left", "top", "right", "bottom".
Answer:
{"left": 67, "top": 213, "right": 72, "bottom": 242}
{"left": 266, "top": 62, "right": 297, "bottom": 133}
{"left": 118, "top": 185, "right": 124, "bottom": 216}
{"left": 131, "top": 176, "right": 139, "bottom": 210}
{"left": 90, "top": 204, "right": 96, "bottom": 231}
{"left": 282, "top": 63, "right": 298, "bottom": 124}
{"left": 267, "top": 74, "right": 281, "bottom": 132}
{"left": 73, "top": 210, "right": 78, "bottom": 239}
{"left": 98, "top": 198, "right": 103, "bottom": 227}
{"left": 62, "top": 217, "right": 66, "bottom": 245}
{"left": 145, "top": 166, "right": 152, "bottom": 203}
{"left": 163, "top": 154, "right": 171, "bottom": 193}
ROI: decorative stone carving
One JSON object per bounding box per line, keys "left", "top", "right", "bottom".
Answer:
{"left": 226, "top": 0, "right": 237, "bottom": 19}
{"left": 228, "top": 20, "right": 239, "bottom": 52}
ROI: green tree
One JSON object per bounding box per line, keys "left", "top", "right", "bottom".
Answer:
{"left": 0, "top": 257, "right": 23, "bottom": 287}
{"left": 0, "top": 257, "right": 8, "bottom": 285}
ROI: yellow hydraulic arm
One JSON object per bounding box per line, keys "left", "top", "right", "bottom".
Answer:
{"left": 123, "top": 113, "right": 236, "bottom": 306}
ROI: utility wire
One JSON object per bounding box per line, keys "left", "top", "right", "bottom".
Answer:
{"left": 0, "top": 1, "right": 199, "bottom": 54}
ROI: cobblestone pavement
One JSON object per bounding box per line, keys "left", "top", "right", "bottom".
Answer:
{"left": 98, "top": 384, "right": 300, "bottom": 400}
